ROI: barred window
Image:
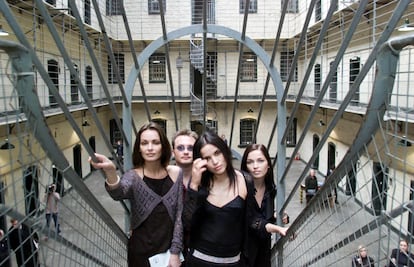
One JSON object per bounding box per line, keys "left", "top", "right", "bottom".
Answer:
{"left": 149, "top": 0, "right": 166, "bottom": 14}
{"left": 314, "top": 64, "right": 321, "bottom": 97}
{"left": 240, "top": 53, "right": 257, "bottom": 82}
{"left": 315, "top": 0, "right": 321, "bottom": 21}
{"left": 48, "top": 59, "right": 59, "bottom": 108}
{"left": 240, "top": 118, "right": 256, "bottom": 146}
{"left": 84, "top": 0, "right": 91, "bottom": 24}
{"left": 240, "top": 0, "right": 257, "bottom": 13}
{"left": 286, "top": 0, "right": 298, "bottom": 13}
{"left": 106, "top": 0, "right": 122, "bottom": 15}
{"left": 280, "top": 50, "right": 298, "bottom": 82}
{"left": 85, "top": 66, "right": 93, "bottom": 100}
{"left": 286, "top": 117, "right": 297, "bottom": 147}
{"left": 108, "top": 53, "right": 125, "bottom": 84}
{"left": 149, "top": 54, "right": 166, "bottom": 83}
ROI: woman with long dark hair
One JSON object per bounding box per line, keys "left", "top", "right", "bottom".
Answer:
{"left": 240, "top": 144, "right": 288, "bottom": 267}
{"left": 90, "top": 122, "right": 183, "bottom": 267}
{"left": 183, "top": 130, "right": 252, "bottom": 266}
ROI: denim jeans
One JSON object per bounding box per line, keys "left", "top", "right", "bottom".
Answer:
{"left": 46, "top": 213, "right": 60, "bottom": 233}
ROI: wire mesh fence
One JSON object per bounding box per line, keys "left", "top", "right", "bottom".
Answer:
{"left": 0, "top": 0, "right": 414, "bottom": 267}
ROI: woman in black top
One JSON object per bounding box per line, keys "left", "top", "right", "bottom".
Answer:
{"left": 351, "top": 245, "right": 374, "bottom": 267}
{"left": 183, "top": 131, "right": 254, "bottom": 267}
{"left": 241, "top": 144, "right": 288, "bottom": 267}
{"left": 90, "top": 122, "right": 183, "bottom": 267}
{"left": 388, "top": 239, "right": 414, "bottom": 267}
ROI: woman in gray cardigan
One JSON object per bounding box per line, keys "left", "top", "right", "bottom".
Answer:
{"left": 90, "top": 122, "right": 183, "bottom": 267}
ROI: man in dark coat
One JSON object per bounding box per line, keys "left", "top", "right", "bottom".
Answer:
{"left": 8, "top": 219, "right": 39, "bottom": 267}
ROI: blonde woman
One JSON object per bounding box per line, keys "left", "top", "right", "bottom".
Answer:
{"left": 351, "top": 245, "right": 374, "bottom": 267}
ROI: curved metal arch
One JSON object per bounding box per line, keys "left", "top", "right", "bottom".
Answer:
{"left": 123, "top": 24, "right": 286, "bottom": 172}
{"left": 124, "top": 24, "right": 283, "bottom": 100}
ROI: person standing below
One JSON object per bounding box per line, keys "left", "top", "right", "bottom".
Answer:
{"left": 388, "top": 239, "right": 414, "bottom": 267}
{"left": 240, "top": 144, "right": 288, "bottom": 267}
{"left": 8, "top": 219, "right": 39, "bottom": 267}
{"left": 220, "top": 134, "right": 228, "bottom": 145}
{"left": 115, "top": 139, "right": 124, "bottom": 164}
{"left": 172, "top": 129, "right": 198, "bottom": 190}
{"left": 326, "top": 164, "right": 339, "bottom": 204}
{"left": 183, "top": 130, "right": 256, "bottom": 267}
{"left": 305, "top": 169, "right": 318, "bottom": 204}
{"left": 351, "top": 245, "right": 374, "bottom": 267}
{"left": 44, "top": 183, "right": 61, "bottom": 235}
{"left": 0, "top": 229, "right": 10, "bottom": 267}
{"left": 89, "top": 122, "right": 183, "bottom": 267}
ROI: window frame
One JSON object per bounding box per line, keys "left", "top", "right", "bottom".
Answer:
{"left": 151, "top": 119, "right": 167, "bottom": 135}
{"left": 84, "top": 0, "right": 91, "bottom": 24}
{"left": 314, "top": 63, "right": 321, "bottom": 97}
{"left": 148, "top": 0, "right": 166, "bottom": 14}
{"left": 106, "top": 0, "right": 122, "bottom": 16}
{"left": 149, "top": 54, "right": 166, "bottom": 83}
{"left": 280, "top": 50, "right": 298, "bottom": 82}
{"left": 286, "top": 117, "right": 297, "bottom": 147}
{"left": 240, "top": 52, "right": 257, "bottom": 82}
{"left": 286, "top": 0, "right": 298, "bottom": 13}
{"left": 108, "top": 53, "right": 125, "bottom": 84}
{"left": 239, "top": 118, "right": 256, "bottom": 147}
{"left": 239, "top": 0, "right": 257, "bottom": 13}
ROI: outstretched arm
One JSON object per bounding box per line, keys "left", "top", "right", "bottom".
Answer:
{"left": 88, "top": 153, "right": 118, "bottom": 185}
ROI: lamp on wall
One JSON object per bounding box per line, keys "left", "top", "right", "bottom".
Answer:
{"left": 318, "top": 120, "right": 326, "bottom": 126}
{"left": 0, "top": 25, "right": 9, "bottom": 36}
{"left": 0, "top": 139, "right": 15, "bottom": 150}
{"left": 1, "top": 124, "right": 15, "bottom": 150}
{"left": 398, "top": 19, "right": 414, "bottom": 32}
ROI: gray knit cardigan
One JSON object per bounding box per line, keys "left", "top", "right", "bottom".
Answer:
{"left": 105, "top": 169, "right": 183, "bottom": 254}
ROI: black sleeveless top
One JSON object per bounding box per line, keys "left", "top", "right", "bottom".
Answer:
{"left": 134, "top": 175, "right": 174, "bottom": 255}
{"left": 190, "top": 195, "right": 245, "bottom": 257}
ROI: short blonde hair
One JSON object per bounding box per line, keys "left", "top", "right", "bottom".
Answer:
{"left": 358, "top": 245, "right": 367, "bottom": 253}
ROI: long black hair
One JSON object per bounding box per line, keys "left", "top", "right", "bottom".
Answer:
{"left": 193, "top": 130, "right": 237, "bottom": 189}
{"left": 241, "top": 144, "right": 276, "bottom": 196}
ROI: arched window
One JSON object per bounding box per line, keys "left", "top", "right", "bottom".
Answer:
{"left": 240, "top": 118, "right": 256, "bottom": 147}
{"left": 151, "top": 118, "right": 167, "bottom": 135}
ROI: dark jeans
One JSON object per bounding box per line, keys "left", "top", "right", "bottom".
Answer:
{"left": 46, "top": 213, "right": 60, "bottom": 233}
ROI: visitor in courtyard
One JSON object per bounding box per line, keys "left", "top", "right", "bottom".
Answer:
{"left": 0, "top": 229, "right": 10, "bottom": 267}
{"left": 326, "top": 164, "right": 339, "bottom": 204}
{"left": 8, "top": 218, "right": 39, "bottom": 267}
{"left": 43, "top": 183, "right": 61, "bottom": 236}
{"left": 115, "top": 139, "right": 124, "bottom": 165}
{"left": 89, "top": 122, "right": 183, "bottom": 267}
{"left": 388, "top": 239, "right": 414, "bottom": 267}
{"left": 240, "top": 144, "right": 289, "bottom": 267}
{"left": 351, "top": 245, "right": 374, "bottom": 267}
{"left": 304, "top": 168, "right": 318, "bottom": 204}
